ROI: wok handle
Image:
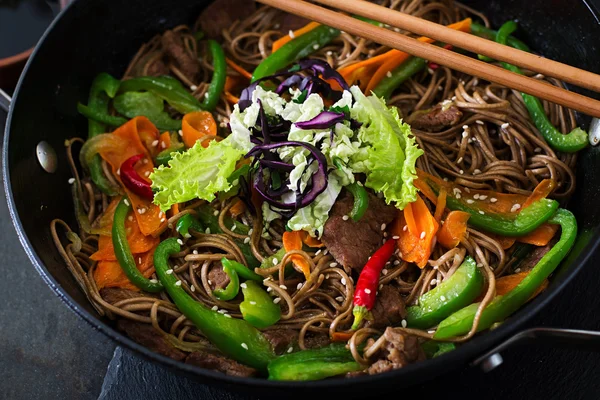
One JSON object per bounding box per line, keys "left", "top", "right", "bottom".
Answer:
{"left": 0, "top": 88, "right": 11, "bottom": 113}
{"left": 471, "top": 327, "right": 600, "bottom": 372}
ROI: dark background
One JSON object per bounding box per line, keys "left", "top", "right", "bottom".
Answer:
{"left": 2, "top": 2, "right": 600, "bottom": 400}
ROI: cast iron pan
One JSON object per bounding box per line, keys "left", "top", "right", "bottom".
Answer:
{"left": 4, "top": 0, "right": 600, "bottom": 396}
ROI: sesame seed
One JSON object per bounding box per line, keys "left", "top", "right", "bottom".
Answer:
{"left": 161, "top": 217, "right": 166, "bottom": 223}
{"left": 315, "top": 249, "right": 322, "bottom": 256}
{"left": 184, "top": 234, "right": 191, "bottom": 239}
{"left": 280, "top": 285, "right": 288, "bottom": 290}
{"left": 473, "top": 169, "right": 482, "bottom": 175}
{"left": 178, "top": 130, "right": 183, "bottom": 137}
{"left": 68, "top": 178, "right": 75, "bottom": 184}
{"left": 297, "top": 283, "right": 303, "bottom": 290}
{"left": 381, "top": 223, "right": 387, "bottom": 231}
{"left": 326, "top": 51, "right": 333, "bottom": 56}
{"left": 477, "top": 263, "right": 483, "bottom": 268}
{"left": 459, "top": 169, "right": 464, "bottom": 175}
{"left": 193, "top": 250, "right": 199, "bottom": 255}
{"left": 341, "top": 278, "right": 347, "bottom": 285}
{"left": 312, "top": 44, "right": 319, "bottom": 50}
{"left": 473, "top": 194, "right": 480, "bottom": 200}
{"left": 430, "top": 279, "right": 437, "bottom": 285}
{"left": 150, "top": 279, "right": 158, "bottom": 284}
{"left": 123, "top": 199, "right": 129, "bottom": 206}
{"left": 158, "top": 211, "right": 164, "bottom": 218}
{"left": 323, "top": 250, "right": 328, "bottom": 255}
{"left": 491, "top": 198, "right": 498, "bottom": 203}
{"left": 205, "top": 227, "right": 211, "bottom": 234}
{"left": 534, "top": 73, "right": 545, "bottom": 79}
{"left": 177, "top": 238, "right": 183, "bottom": 245}
{"left": 392, "top": 235, "right": 400, "bottom": 240}
{"left": 231, "top": 225, "right": 236, "bottom": 232}
{"left": 175, "top": 280, "right": 182, "bottom": 286}
{"left": 457, "top": 157, "right": 463, "bottom": 164}
{"left": 464, "top": 187, "right": 470, "bottom": 193}
{"left": 342, "top": 215, "right": 349, "bottom": 221}
{"left": 534, "top": 147, "right": 542, "bottom": 153}
{"left": 272, "top": 258, "right": 278, "bottom": 265}
{"left": 267, "top": 287, "right": 273, "bottom": 292}
{"left": 364, "top": 288, "right": 371, "bottom": 294}
{"left": 273, "top": 297, "right": 281, "bottom": 304}
{"left": 501, "top": 122, "right": 510, "bottom": 129}
{"left": 383, "top": 232, "right": 388, "bottom": 238}
{"left": 250, "top": 301, "right": 257, "bottom": 305}
{"left": 288, "top": 30, "right": 295, "bottom": 38}
{"left": 438, "top": 86, "right": 443, "bottom": 91}
{"left": 386, "top": 71, "right": 392, "bottom": 78}
{"left": 151, "top": 140, "right": 159, "bottom": 147}
{"left": 462, "top": 125, "right": 469, "bottom": 130}
{"left": 466, "top": 199, "right": 474, "bottom": 204}
{"left": 139, "top": 207, "right": 147, "bottom": 214}
{"left": 212, "top": 306, "right": 218, "bottom": 311}
{"left": 213, "top": 210, "right": 219, "bottom": 217}
{"left": 515, "top": 268, "right": 522, "bottom": 273}
{"left": 511, "top": 204, "right": 521, "bottom": 213}
{"left": 441, "top": 295, "right": 446, "bottom": 301}
{"left": 456, "top": 193, "right": 461, "bottom": 199}
{"left": 218, "top": 309, "right": 227, "bottom": 314}
{"left": 224, "top": 314, "right": 232, "bottom": 318}
{"left": 138, "top": 257, "right": 142, "bottom": 264}
{"left": 330, "top": 262, "right": 338, "bottom": 267}
{"left": 427, "top": 67, "right": 434, "bottom": 74}
{"left": 428, "top": 330, "right": 436, "bottom": 334}
{"left": 208, "top": 280, "right": 212, "bottom": 285}
{"left": 357, "top": 181, "right": 363, "bottom": 187}
{"left": 244, "top": 237, "right": 251, "bottom": 244}
{"left": 393, "top": 260, "right": 400, "bottom": 265}
{"left": 191, "top": 285, "right": 196, "bottom": 292}
{"left": 397, "top": 251, "right": 403, "bottom": 258}
{"left": 479, "top": 210, "right": 485, "bottom": 215}
{"left": 476, "top": 120, "right": 484, "bottom": 125}
{"left": 241, "top": 343, "right": 248, "bottom": 350}
{"left": 335, "top": 296, "right": 344, "bottom": 302}
{"left": 402, "top": 225, "right": 408, "bottom": 232}
{"left": 479, "top": 195, "right": 488, "bottom": 200}
{"left": 382, "top": 269, "right": 388, "bottom": 275}
{"left": 142, "top": 158, "right": 149, "bottom": 164}
{"left": 144, "top": 171, "right": 150, "bottom": 177}
{"left": 401, "top": 319, "right": 407, "bottom": 328}
{"left": 472, "top": 78, "right": 479, "bottom": 86}
{"left": 420, "top": 231, "right": 426, "bottom": 239}
{"left": 128, "top": 215, "right": 133, "bottom": 222}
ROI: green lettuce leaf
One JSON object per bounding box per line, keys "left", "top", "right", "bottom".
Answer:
{"left": 349, "top": 86, "right": 423, "bottom": 209}
{"left": 150, "top": 138, "right": 244, "bottom": 211}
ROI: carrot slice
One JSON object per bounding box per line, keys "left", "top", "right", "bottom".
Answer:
{"left": 94, "top": 248, "right": 156, "bottom": 291}
{"left": 181, "top": 111, "right": 218, "bottom": 149}
{"left": 522, "top": 179, "right": 556, "bottom": 209}
{"left": 331, "top": 331, "right": 354, "bottom": 342}
{"left": 495, "top": 271, "right": 549, "bottom": 299}
{"left": 99, "top": 117, "right": 167, "bottom": 237}
{"left": 437, "top": 210, "right": 470, "bottom": 249}
{"left": 229, "top": 198, "right": 247, "bottom": 218}
{"left": 518, "top": 223, "right": 560, "bottom": 246}
{"left": 272, "top": 22, "right": 321, "bottom": 52}
{"left": 90, "top": 197, "right": 159, "bottom": 261}
{"left": 283, "top": 231, "right": 312, "bottom": 280}
{"left": 225, "top": 57, "right": 252, "bottom": 80}
{"left": 434, "top": 187, "right": 447, "bottom": 222}
{"left": 365, "top": 18, "right": 472, "bottom": 93}
{"left": 337, "top": 51, "right": 400, "bottom": 91}
{"left": 391, "top": 195, "right": 439, "bottom": 268}
{"left": 303, "top": 234, "right": 324, "bottom": 248}
{"left": 159, "top": 131, "right": 171, "bottom": 150}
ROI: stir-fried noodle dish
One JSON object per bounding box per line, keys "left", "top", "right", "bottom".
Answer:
{"left": 52, "top": 0, "right": 583, "bottom": 380}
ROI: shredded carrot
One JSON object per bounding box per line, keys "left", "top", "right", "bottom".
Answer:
{"left": 181, "top": 111, "right": 218, "bottom": 149}
{"left": 283, "top": 231, "right": 312, "bottom": 280}
{"left": 225, "top": 57, "right": 252, "bottom": 80}
{"left": 391, "top": 195, "right": 439, "bottom": 268}
{"left": 90, "top": 197, "right": 159, "bottom": 261}
{"left": 336, "top": 51, "right": 400, "bottom": 91}
{"left": 365, "top": 18, "right": 472, "bottom": 93}
{"left": 303, "top": 233, "right": 324, "bottom": 248}
{"left": 159, "top": 131, "right": 171, "bottom": 150}
{"left": 433, "top": 187, "right": 447, "bottom": 222}
{"left": 170, "top": 203, "right": 180, "bottom": 218}
{"left": 99, "top": 117, "right": 167, "bottom": 237}
{"left": 331, "top": 331, "right": 354, "bottom": 342}
{"left": 224, "top": 91, "right": 240, "bottom": 105}
{"left": 437, "top": 210, "right": 470, "bottom": 249}
{"left": 518, "top": 223, "right": 560, "bottom": 247}
{"left": 229, "top": 199, "right": 247, "bottom": 218}
{"left": 495, "top": 271, "right": 549, "bottom": 299}
{"left": 522, "top": 179, "right": 556, "bottom": 209}
{"left": 272, "top": 22, "right": 321, "bottom": 52}
{"left": 94, "top": 248, "right": 156, "bottom": 291}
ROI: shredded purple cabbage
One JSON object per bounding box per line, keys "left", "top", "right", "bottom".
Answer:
{"left": 297, "top": 59, "right": 349, "bottom": 91}
{"left": 295, "top": 111, "right": 345, "bottom": 130}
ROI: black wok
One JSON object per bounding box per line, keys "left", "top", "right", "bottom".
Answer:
{"left": 4, "top": 0, "right": 600, "bottom": 396}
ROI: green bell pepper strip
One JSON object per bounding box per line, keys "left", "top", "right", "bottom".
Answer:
{"left": 84, "top": 73, "right": 122, "bottom": 195}
{"left": 118, "top": 76, "right": 203, "bottom": 114}
{"left": 260, "top": 247, "right": 286, "bottom": 270}
{"left": 421, "top": 341, "right": 456, "bottom": 359}
{"left": 470, "top": 22, "right": 530, "bottom": 52}
{"left": 112, "top": 198, "right": 163, "bottom": 292}
{"left": 434, "top": 208, "right": 577, "bottom": 339}
{"left": 489, "top": 21, "right": 587, "bottom": 153}
{"left": 239, "top": 280, "right": 281, "bottom": 328}
{"left": 267, "top": 343, "right": 363, "bottom": 381}
{"left": 195, "top": 204, "right": 260, "bottom": 269}
{"left": 372, "top": 56, "right": 428, "bottom": 100}
{"left": 175, "top": 214, "right": 204, "bottom": 238}
{"left": 154, "top": 238, "right": 276, "bottom": 371}
{"left": 252, "top": 24, "right": 340, "bottom": 82}
{"left": 218, "top": 164, "right": 251, "bottom": 201}
{"left": 155, "top": 148, "right": 185, "bottom": 167}
{"left": 113, "top": 91, "right": 183, "bottom": 131}
{"left": 406, "top": 256, "right": 484, "bottom": 329}
{"left": 78, "top": 103, "right": 128, "bottom": 127}
{"left": 212, "top": 263, "right": 240, "bottom": 301}
{"left": 201, "top": 40, "right": 227, "bottom": 111}
{"left": 332, "top": 157, "right": 369, "bottom": 221}
{"left": 421, "top": 173, "right": 559, "bottom": 236}
{"left": 222, "top": 257, "right": 263, "bottom": 282}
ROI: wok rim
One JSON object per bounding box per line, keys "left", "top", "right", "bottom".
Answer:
{"left": 4, "top": 0, "right": 600, "bottom": 389}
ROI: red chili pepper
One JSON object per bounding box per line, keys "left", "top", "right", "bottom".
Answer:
{"left": 120, "top": 154, "right": 153, "bottom": 200}
{"left": 351, "top": 239, "right": 397, "bottom": 330}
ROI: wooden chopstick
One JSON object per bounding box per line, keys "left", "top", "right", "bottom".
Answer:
{"left": 256, "top": 0, "right": 600, "bottom": 118}
{"left": 313, "top": 0, "right": 600, "bottom": 94}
